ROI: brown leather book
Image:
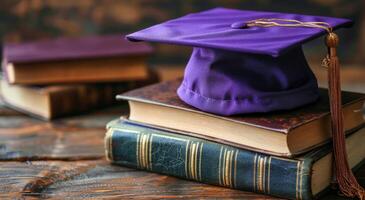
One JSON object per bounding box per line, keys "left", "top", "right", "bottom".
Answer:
{"left": 117, "top": 79, "right": 365, "bottom": 157}
{"left": 2, "top": 35, "right": 153, "bottom": 84}
{"left": 0, "top": 71, "right": 158, "bottom": 120}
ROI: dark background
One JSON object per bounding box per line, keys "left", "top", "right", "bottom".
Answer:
{"left": 0, "top": 0, "right": 364, "bottom": 66}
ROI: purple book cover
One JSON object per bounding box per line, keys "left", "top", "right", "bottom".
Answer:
{"left": 2, "top": 34, "right": 153, "bottom": 64}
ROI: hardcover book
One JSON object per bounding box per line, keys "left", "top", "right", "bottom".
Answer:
{"left": 0, "top": 71, "right": 158, "bottom": 120}
{"left": 117, "top": 79, "right": 365, "bottom": 157}
{"left": 105, "top": 119, "right": 365, "bottom": 200}
{"left": 2, "top": 35, "right": 153, "bottom": 84}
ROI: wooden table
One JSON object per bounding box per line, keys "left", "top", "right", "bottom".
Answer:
{"left": 0, "top": 100, "right": 363, "bottom": 199}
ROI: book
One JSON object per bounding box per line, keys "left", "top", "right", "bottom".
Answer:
{"left": 2, "top": 35, "right": 153, "bottom": 84}
{"left": 105, "top": 118, "right": 365, "bottom": 200}
{"left": 0, "top": 72, "right": 158, "bottom": 120}
{"left": 117, "top": 79, "right": 365, "bottom": 157}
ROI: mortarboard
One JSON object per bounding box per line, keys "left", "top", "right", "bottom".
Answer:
{"left": 126, "top": 8, "right": 351, "bottom": 116}
{"left": 126, "top": 8, "right": 364, "bottom": 198}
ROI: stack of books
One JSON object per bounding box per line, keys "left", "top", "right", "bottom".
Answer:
{"left": 105, "top": 79, "right": 365, "bottom": 199}
{"left": 1, "top": 35, "right": 158, "bottom": 120}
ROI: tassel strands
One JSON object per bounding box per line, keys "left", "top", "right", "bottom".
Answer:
{"left": 325, "top": 33, "right": 365, "bottom": 199}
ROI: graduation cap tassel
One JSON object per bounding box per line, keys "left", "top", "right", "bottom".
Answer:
{"left": 246, "top": 18, "right": 364, "bottom": 199}
{"left": 325, "top": 33, "right": 365, "bottom": 200}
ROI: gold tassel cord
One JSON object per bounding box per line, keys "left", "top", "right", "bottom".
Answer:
{"left": 247, "top": 18, "right": 365, "bottom": 199}
{"left": 247, "top": 18, "right": 332, "bottom": 32}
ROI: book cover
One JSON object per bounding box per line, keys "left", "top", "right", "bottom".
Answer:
{"left": 2, "top": 34, "right": 153, "bottom": 64}
{"left": 1, "top": 70, "right": 158, "bottom": 120}
{"left": 105, "top": 119, "right": 365, "bottom": 200}
{"left": 2, "top": 35, "right": 154, "bottom": 85}
{"left": 118, "top": 79, "right": 365, "bottom": 134}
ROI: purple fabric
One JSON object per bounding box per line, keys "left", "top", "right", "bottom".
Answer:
{"left": 4, "top": 34, "right": 153, "bottom": 64}
{"left": 126, "top": 8, "right": 351, "bottom": 57}
{"left": 177, "top": 47, "right": 318, "bottom": 115}
{"left": 126, "top": 8, "right": 352, "bottom": 115}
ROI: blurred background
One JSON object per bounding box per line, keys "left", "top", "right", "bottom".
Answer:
{"left": 0, "top": 0, "right": 364, "bottom": 79}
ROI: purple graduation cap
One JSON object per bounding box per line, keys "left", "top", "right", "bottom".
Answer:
{"left": 126, "top": 8, "right": 352, "bottom": 116}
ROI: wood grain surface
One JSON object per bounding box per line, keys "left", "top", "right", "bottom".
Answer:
{"left": 0, "top": 160, "right": 283, "bottom": 199}
{"left": 0, "top": 94, "right": 363, "bottom": 199}
{"left": 0, "top": 103, "right": 127, "bottom": 161}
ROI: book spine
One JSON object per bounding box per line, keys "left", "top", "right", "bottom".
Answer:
{"left": 48, "top": 82, "right": 144, "bottom": 119}
{"left": 105, "top": 121, "right": 313, "bottom": 200}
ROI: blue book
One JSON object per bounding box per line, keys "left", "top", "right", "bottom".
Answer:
{"left": 105, "top": 119, "right": 365, "bottom": 200}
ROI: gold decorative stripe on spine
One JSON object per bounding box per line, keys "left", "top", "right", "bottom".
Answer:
{"left": 255, "top": 155, "right": 268, "bottom": 193}
{"left": 194, "top": 143, "right": 199, "bottom": 180}
{"left": 185, "top": 141, "right": 202, "bottom": 181}
{"left": 219, "top": 147, "right": 236, "bottom": 188}
{"left": 137, "top": 133, "right": 153, "bottom": 170}
{"left": 263, "top": 157, "right": 267, "bottom": 192}
{"left": 222, "top": 148, "right": 227, "bottom": 186}
{"left": 223, "top": 149, "right": 228, "bottom": 186}
{"left": 140, "top": 134, "right": 146, "bottom": 169}
{"left": 104, "top": 128, "right": 114, "bottom": 161}
{"left": 224, "top": 149, "right": 230, "bottom": 187}
{"left": 148, "top": 135, "right": 153, "bottom": 170}
{"left": 140, "top": 134, "right": 147, "bottom": 168}
{"left": 261, "top": 157, "right": 265, "bottom": 192}
{"left": 190, "top": 143, "right": 196, "bottom": 179}
{"left": 295, "top": 161, "right": 304, "bottom": 200}
{"left": 257, "top": 157, "right": 263, "bottom": 192}
{"left": 296, "top": 161, "right": 300, "bottom": 200}
{"left": 264, "top": 157, "right": 267, "bottom": 192}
